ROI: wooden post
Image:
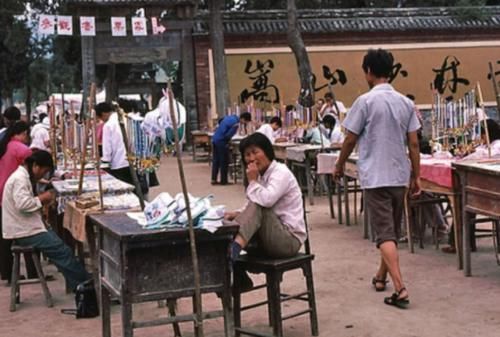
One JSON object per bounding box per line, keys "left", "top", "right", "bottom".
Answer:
{"left": 49, "top": 96, "right": 58, "bottom": 168}
{"left": 90, "top": 104, "right": 105, "bottom": 210}
{"left": 489, "top": 61, "right": 500, "bottom": 120}
{"left": 78, "top": 84, "right": 96, "bottom": 196}
{"left": 476, "top": 82, "right": 491, "bottom": 158}
{"left": 164, "top": 84, "right": 204, "bottom": 337}
{"left": 61, "top": 85, "right": 67, "bottom": 169}
{"left": 69, "top": 101, "right": 78, "bottom": 178}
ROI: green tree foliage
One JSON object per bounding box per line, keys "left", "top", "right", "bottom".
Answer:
{"left": 0, "top": 0, "right": 31, "bottom": 108}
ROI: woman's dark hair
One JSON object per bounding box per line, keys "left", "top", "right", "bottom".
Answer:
{"left": 322, "top": 114, "right": 336, "bottom": 129}
{"left": 3, "top": 106, "right": 21, "bottom": 123}
{"left": 362, "top": 48, "right": 394, "bottom": 78}
{"left": 481, "top": 119, "right": 500, "bottom": 142}
{"left": 270, "top": 116, "right": 282, "bottom": 128}
{"left": 0, "top": 121, "right": 30, "bottom": 159}
{"left": 239, "top": 132, "right": 275, "bottom": 164}
{"left": 38, "top": 113, "right": 48, "bottom": 122}
{"left": 239, "top": 112, "right": 252, "bottom": 122}
{"left": 95, "top": 102, "right": 114, "bottom": 117}
{"left": 25, "top": 150, "right": 54, "bottom": 171}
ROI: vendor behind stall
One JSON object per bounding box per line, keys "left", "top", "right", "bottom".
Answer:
{"left": 2, "top": 151, "right": 90, "bottom": 291}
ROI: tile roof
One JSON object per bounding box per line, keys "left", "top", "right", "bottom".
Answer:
{"left": 193, "top": 7, "right": 500, "bottom": 35}
{"left": 68, "top": 0, "right": 196, "bottom": 6}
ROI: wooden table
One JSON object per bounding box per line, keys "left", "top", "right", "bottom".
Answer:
{"left": 453, "top": 160, "right": 500, "bottom": 276}
{"left": 286, "top": 145, "right": 339, "bottom": 205}
{"left": 272, "top": 142, "right": 299, "bottom": 162}
{"left": 87, "top": 213, "right": 239, "bottom": 337}
{"left": 317, "top": 153, "right": 363, "bottom": 230}
{"left": 191, "top": 130, "right": 212, "bottom": 162}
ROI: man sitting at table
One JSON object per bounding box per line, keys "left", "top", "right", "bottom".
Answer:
{"left": 256, "top": 116, "right": 287, "bottom": 144}
{"left": 2, "top": 151, "right": 90, "bottom": 291}
{"left": 224, "top": 133, "right": 306, "bottom": 288}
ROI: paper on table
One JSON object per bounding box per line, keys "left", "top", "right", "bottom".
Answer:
{"left": 127, "top": 212, "right": 147, "bottom": 226}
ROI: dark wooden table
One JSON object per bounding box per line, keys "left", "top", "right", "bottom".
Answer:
{"left": 87, "top": 213, "right": 239, "bottom": 337}
{"left": 191, "top": 130, "right": 212, "bottom": 162}
{"left": 453, "top": 160, "right": 500, "bottom": 276}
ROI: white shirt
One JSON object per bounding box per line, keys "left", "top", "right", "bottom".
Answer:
{"left": 2, "top": 166, "right": 46, "bottom": 239}
{"left": 256, "top": 124, "right": 276, "bottom": 144}
{"left": 319, "top": 101, "right": 347, "bottom": 121}
{"left": 462, "top": 140, "right": 500, "bottom": 160}
{"left": 30, "top": 123, "right": 50, "bottom": 151}
{"left": 102, "top": 113, "right": 129, "bottom": 170}
{"left": 245, "top": 160, "right": 306, "bottom": 243}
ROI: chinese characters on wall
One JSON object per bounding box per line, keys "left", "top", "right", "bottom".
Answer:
{"left": 238, "top": 54, "right": 483, "bottom": 105}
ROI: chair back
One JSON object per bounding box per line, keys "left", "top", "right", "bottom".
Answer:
{"left": 302, "top": 190, "right": 312, "bottom": 255}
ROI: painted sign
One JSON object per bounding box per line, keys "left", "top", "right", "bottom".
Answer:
{"left": 222, "top": 42, "right": 500, "bottom": 109}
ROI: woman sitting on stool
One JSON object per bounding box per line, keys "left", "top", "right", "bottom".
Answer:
{"left": 2, "top": 151, "right": 91, "bottom": 291}
{"left": 224, "top": 133, "right": 306, "bottom": 287}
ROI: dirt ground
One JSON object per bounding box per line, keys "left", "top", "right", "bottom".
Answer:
{"left": 1, "top": 154, "right": 500, "bottom": 337}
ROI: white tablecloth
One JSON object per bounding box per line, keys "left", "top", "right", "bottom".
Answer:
{"left": 286, "top": 144, "right": 325, "bottom": 162}
{"left": 317, "top": 153, "right": 339, "bottom": 174}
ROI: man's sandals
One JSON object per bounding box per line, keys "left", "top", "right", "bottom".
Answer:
{"left": 384, "top": 288, "right": 410, "bottom": 309}
{"left": 371, "top": 277, "right": 388, "bottom": 292}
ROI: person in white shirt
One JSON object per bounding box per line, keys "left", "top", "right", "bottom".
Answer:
{"left": 321, "top": 114, "right": 345, "bottom": 145}
{"left": 319, "top": 92, "right": 347, "bottom": 124}
{"left": 96, "top": 102, "right": 134, "bottom": 185}
{"left": 2, "top": 151, "right": 90, "bottom": 291}
{"left": 30, "top": 115, "right": 50, "bottom": 151}
{"left": 256, "top": 116, "right": 287, "bottom": 144}
{"left": 225, "top": 133, "right": 306, "bottom": 288}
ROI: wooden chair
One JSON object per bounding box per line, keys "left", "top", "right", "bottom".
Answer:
{"left": 10, "top": 245, "right": 53, "bottom": 312}
{"left": 233, "top": 195, "right": 319, "bottom": 337}
{"left": 406, "top": 194, "right": 449, "bottom": 251}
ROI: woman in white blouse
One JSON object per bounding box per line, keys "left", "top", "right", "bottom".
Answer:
{"left": 225, "top": 133, "right": 306, "bottom": 264}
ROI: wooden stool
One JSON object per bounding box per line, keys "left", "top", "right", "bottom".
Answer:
{"left": 233, "top": 194, "right": 319, "bottom": 337}
{"left": 10, "top": 245, "right": 53, "bottom": 312}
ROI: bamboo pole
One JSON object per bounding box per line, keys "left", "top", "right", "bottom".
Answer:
{"left": 488, "top": 62, "right": 500, "bottom": 120}
{"left": 164, "top": 83, "right": 204, "bottom": 337}
{"left": 115, "top": 104, "right": 146, "bottom": 210}
{"left": 70, "top": 101, "right": 78, "bottom": 178}
{"left": 77, "top": 84, "right": 95, "bottom": 196}
{"left": 90, "top": 102, "right": 105, "bottom": 210}
{"left": 49, "top": 96, "right": 57, "bottom": 167}
{"left": 60, "top": 85, "right": 67, "bottom": 169}
{"left": 476, "top": 82, "right": 491, "bottom": 158}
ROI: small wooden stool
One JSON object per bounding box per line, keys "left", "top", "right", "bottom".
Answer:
{"left": 10, "top": 245, "right": 53, "bottom": 312}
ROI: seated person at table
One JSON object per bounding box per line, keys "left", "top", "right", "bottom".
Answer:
{"left": 225, "top": 133, "right": 306, "bottom": 271}
{"left": 304, "top": 123, "right": 331, "bottom": 146}
{"left": 321, "top": 114, "right": 345, "bottom": 145}
{"left": 256, "top": 116, "right": 287, "bottom": 144}
{"left": 462, "top": 119, "right": 500, "bottom": 160}
{"left": 2, "top": 151, "right": 90, "bottom": 291}
{"left": 442, "top": 119, "right": 500, "bottom": 253}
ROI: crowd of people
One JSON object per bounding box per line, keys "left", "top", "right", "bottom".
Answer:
{"left": 1, "top": 47, "right": 499, "bottom": 313}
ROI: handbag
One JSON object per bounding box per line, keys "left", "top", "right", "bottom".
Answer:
{"left": 61, "top": 279, "right": 99, "bottom": 319}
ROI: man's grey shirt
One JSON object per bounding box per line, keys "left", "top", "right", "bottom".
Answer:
{"left": 342, "top": 83, "right": 420, "bottom": 189}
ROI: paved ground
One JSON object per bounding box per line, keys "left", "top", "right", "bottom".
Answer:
{"left": 1, "top": 154, "right": 500, "bottom": 337}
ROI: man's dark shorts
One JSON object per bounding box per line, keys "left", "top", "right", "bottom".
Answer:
{"left": 364, "top": 187, "right": 406, "bottom": 248}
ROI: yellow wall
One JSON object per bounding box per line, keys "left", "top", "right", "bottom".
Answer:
{"left": 221, "top": 41, "right": 500, "bottom": 109}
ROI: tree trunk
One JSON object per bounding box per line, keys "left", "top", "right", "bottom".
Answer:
{"left": 287, "top": 0, "right": 314, "bottom": 107}
{"left": 25, "top": 77, "right": 32, "bottom": 122}
{"left": 209, "top": 0, "right": 230, "bottom": 118}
